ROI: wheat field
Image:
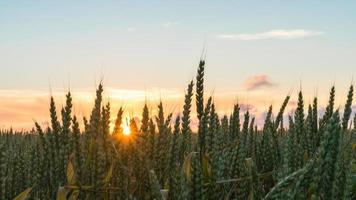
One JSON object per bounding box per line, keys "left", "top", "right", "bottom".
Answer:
{"left": 0, "top": 60, "right": 355, "bottom": 200}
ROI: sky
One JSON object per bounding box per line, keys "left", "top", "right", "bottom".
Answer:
{"left": 0, "top": 0, "right": 356, "bottom": 129}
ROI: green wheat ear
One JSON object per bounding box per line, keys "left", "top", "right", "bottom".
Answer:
{"left": 196, "top": 60, "right": 205, "bottom": 121}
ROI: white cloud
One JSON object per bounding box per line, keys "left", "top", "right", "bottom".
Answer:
{"left": 163, "top": 21, "right": 180, "bottom": 28}
{"left": 127, "top": 27, "right": 135, "bottom": 32}
{"left": 219, "top": 29, "right": 324, "bottom": 41}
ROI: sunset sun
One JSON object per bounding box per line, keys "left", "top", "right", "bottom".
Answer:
{"left": 122, "top": 124, "right": 131, "bottom": 136}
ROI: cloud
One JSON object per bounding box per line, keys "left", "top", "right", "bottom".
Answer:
{"left": 127, "top": 27, "right": 135, "bottom": 32}
{"left": 239, "top": 103, "right": 256, "bottom": 112}
{"left": 243, "top": 75, "right": 276, "bottom": 90}
{"left": 163, "top": 21, "right": 180, "bottom": 28}
{"left": 219, "top": 29, "right": 324, "bottom": 41}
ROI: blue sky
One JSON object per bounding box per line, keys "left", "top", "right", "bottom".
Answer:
{"left": 0, "top": 0, "right": 356, "bottom": 128}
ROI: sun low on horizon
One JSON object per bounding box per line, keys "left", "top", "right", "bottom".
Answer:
{"left": 122, "top": 123, "right": 131, "bottom": 136}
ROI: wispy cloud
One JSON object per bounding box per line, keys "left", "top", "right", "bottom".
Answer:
{"left": 127, "top": 27, "right": 135, "bottom": 32}
{"left": 163, "top": 21, "right": 180, "bottom": 28}
{"left": 219, "top": 29, "right": 324, "bottom": 41}
{"left": 243, "top": 75, "right": 276, "bottom": 90}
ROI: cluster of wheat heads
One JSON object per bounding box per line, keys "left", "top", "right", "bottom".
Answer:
{"left": 0, "top": 60, "right": 355, "bottom": 200}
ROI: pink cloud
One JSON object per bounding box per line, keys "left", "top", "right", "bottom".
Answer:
{"left": 243, "top": 75, "right": 276, "bottom": 91}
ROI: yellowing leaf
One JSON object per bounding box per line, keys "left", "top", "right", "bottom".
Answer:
{"left": 303, "top": 151, "right": 309, "bottom": 162}
{"left": 13, "top": 187, "right": 32, "bottom": 200}
{"left": 104, "top": 163, "right": 114, "bottom": 184}
{"left": 247, "top": 190, "right": 253, "bottom": 200}
{"left": 56, "top": 187, "right": 71, "bottom": 200}
{"left": 201, "top": 153, "right": 212, "bottom": 180}
{"left": 183, "top": 152, "right": 197, "bottom": 182}
{"left": 68, "top": 190, "right": 80, "bottom": 200}
{"left": 245, "top": 158, "right": 253, "bottom": 169}
{"left": 81, "top": 185, "right": 94, "bottom": 190}
{"left": 66, "top": 161, "right": 75, "bottom": 185}
{"left": 63, "top": 185, "right": 80, "bottom": 190}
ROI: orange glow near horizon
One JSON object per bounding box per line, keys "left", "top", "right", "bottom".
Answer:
{"left": 0, "top": 87, "right": 342, "bottom": 131}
